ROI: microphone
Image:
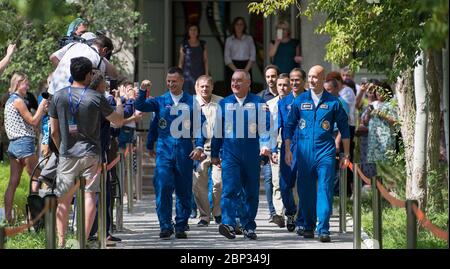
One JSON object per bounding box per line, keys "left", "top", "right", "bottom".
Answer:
{"left": 41, "top": 92, "right": 50, "bottom": 99}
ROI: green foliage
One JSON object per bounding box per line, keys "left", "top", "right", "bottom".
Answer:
{"left": 0, "top": 162, "right": 31, "bottom": 222}
{"left": 248, "top": 0, "right": 299, "bottom": 17}
{"left": 77, "top": 0, "right": 149, "bottom": 54}
{"left": 362, "top": 206, "right": 448, "bottom": 249}
{"left": 5, "top": 230, "right": 46, "bottom": 249}
{"left": 426, "top": 163, "right": 449, "bottom": 214}
{"left": 248, "top": 0, "right": 449, "bottom": 80}
{"left": 1, "top": 0, "right": 148, "bottom": 93}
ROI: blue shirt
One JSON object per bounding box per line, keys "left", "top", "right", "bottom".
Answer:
{"left": 38, "top": 95, "right": 50, "bottom": 145}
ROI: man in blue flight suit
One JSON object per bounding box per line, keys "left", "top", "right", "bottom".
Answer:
{"left": 211, "top": 70, "right": 272, "bottom": 240}
{"left": 135, "top": 67, "right": 204, "bottom": 239}
{"left": 284, "top": 65, "right": 350, "bottom": 243}
{"left": 277, "top": 68, "right": 307, "bottom": 233}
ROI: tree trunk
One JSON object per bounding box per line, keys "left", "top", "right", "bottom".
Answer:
{"left": 395, "top": 68, "right": 415, "bottom": 196}
{"left": 425, "top": 49, "right": 444, "bottom": 212}
{"left": 410, "top": 52, "right": 428, "bottom": 210}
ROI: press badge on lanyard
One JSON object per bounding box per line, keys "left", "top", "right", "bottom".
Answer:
{"left": 68, "top": 86, "right": 87, "bottom": 135}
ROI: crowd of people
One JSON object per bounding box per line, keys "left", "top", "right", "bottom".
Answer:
{"left": 0, "top": 16, "right": 400, "bottom": 247}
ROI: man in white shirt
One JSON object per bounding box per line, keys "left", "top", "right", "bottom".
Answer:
{"left": 48, "top": 33, "right": 118, "bottom": 95}
{"left": 192, "top": 75, "right": 223, "bottom": 227}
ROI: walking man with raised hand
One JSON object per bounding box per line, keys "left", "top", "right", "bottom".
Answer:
{"left": 284, "top": 65, "right": 350, "bottom": 243}
{"left": 135, "top": 67, "right": 204, "bottom": 239}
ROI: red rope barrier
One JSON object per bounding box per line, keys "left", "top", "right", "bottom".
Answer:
{"left": 348, "top": 161, "right": 448, "bottom": 240}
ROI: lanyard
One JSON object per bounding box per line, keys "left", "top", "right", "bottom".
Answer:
{"left": 68, "top": 86, "right": 87, "bottom": 116}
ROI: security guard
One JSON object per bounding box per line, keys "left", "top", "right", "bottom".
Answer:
{"left": 211, "top": 70, "right": 271, "bottom": 240}
{"left": 285, "top": 65, "right": 350, "bottom": 243}
{"left": 277, "top": 68, "right": 306, "bottom": 233}
{"left": 135, "top": 67, "right": 204, "bottom": 239}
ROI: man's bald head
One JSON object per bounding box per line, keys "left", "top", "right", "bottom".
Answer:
{"left": 308, "top": 65, "right": 326, "bottom": 93}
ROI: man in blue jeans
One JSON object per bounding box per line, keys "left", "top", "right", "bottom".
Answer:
{"left": 257, "top": 65, "right": 284, "bottom": 227}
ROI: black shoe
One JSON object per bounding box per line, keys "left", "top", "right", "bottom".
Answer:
{"left": 303, "top": 230, "right": 315, "bottom": 239}
{"left": 319, "top": 234, "right": 331, "bottom": 242}
{"left": 219, "top": 224, "right": 236, "bottom": 239}
{"left": 272, "top": 215, "right": 285, "bottom": 228}
{"left": 87, "top": 235, "right": 98, "bottom": 242}
{"left": 107, "top": 235, "right": 122, "bottom": 242}
{"left": 197, "top": 220, "right": 209, "bottom": 227}
{"left": 286, "top": 215, "right": 295, "bottom": 232}
{"left": 159, "top": 229, "right": 174, "bottom": 239}
{"left": 268, "top": 215, "right": 274, "bottom": 223}
{"left": 175, "top": 231, "right": 187, "bottom": 239}
{"left": 214, "top": 215, "right": 222, "bottom": 224}
{"left": 185, "top": 224, "right": 190, "bottom": 231}
{"left": 295, "top": 226, "right": 305, "bottom": 236}
{"left": 243, "top": 229, "right": 257, "bottom": 240}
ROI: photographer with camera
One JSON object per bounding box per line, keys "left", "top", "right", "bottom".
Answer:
{"left": 49, "top": 32, "right": 119, "bottom": 96}
{"left": 58, "top": 18, "right": 90, "bottom": 49}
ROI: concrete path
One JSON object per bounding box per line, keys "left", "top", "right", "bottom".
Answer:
{"left": 111, "top": 193, "right": 354, "bottom": 249}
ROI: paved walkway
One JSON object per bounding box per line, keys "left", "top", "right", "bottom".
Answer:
{"left": 111, "top": 193, "right": 354, "bottom": 249}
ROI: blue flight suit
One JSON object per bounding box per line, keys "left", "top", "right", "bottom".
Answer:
{"left": 146, "top": 114, "right": 159, "bottom": 151}
{"left": 277, "top": 93, "right": 300, "bottom": 219}
{"left": 135, "top": 90, "right": 204, "bottom": 233}
{"left": 285, "top": 90, "right": 349, "bottom": 235}
{"left": 211, "top": 93, "right": 271, "bottom": 232}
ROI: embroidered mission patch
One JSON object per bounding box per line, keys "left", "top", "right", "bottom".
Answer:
{"left": 159, "top": 118, "right": 168, "bottom": 129}
{"left": 322, "top": 120, "right": 330, "bottom": 131}
{"left": 299, "top": 119, "right": 306, "bottom": 130}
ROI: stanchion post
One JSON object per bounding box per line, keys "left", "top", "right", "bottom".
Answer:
{"left": 339, "top": 167, "right": 347, "bottom": 233}
{"left": 406, "top": 200, "right": 418, "bottom": 249}
{"left": 372, "top": 176, "right": 382, "bottom": 249}
{"left": 136, "top": 133, "right": 143, "bottom": 201}
{"left": 353, "top": 163, "right": 361, "bottom": 249}
{"left": 0, "top": 226, "right": 5, "bottom": 249}
{"left": 76, "top": 178, "right": 86, "bottom": 249}
{"left": 98, "top": 164, "right": 107, "bottom": 249}
{"left": 116, "top": 151, "right": 124, "bottom": 231}
{"left": 127, "top": 143, "right": 134, "bottom": 213}
{"left": 44, "top": 194, "right": 57, "bottom": 249}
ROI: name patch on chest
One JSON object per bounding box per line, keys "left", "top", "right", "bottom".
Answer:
{"left": 319, "top": 104, "right": 329, "bottom": 110}
{"left": 226, "top": 103, "right": 236, "bottom": 111}
{"left": 301, "top": 103, "right": 313, "bottom": 110}
{"left": 244, "top": 103, "right": 256, "bottom": 109}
